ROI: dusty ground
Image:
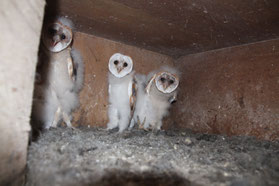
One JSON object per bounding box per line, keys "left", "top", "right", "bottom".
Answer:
{"left": 26, "top": 127, "right": 279, "bottom": 186}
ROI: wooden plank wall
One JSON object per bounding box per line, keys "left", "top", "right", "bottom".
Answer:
{"left": 73, "top": 32, "right": 279, "bottom": 141}
{"left": 72, "top": 32, "right": 174, "bottom": 127}
{"left": 0, "top": 0, "right": 45, "bottom": 184}
{"left": 172, "top": 39, "right": 279, "bottom": 140}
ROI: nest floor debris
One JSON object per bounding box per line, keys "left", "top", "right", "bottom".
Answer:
{"left": 26, "top": 127, "right": 279, "bottom": 186}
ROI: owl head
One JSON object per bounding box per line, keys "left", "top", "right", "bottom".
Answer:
{"left": 155, "top": 71, "right": 179, "bottom": 93}
{"left": 146, "top": 66, "right": 179, "bottom": 94}
{"left": 42, "top": 17, "right": 73, "bottom": 52}
{"left": 108, "top": 53, "right": 133, "bottom": 78}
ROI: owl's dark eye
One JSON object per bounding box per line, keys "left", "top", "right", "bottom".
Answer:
{"left": 169, "top": 80, "right": 174, "bottom": 84}
{"left": 123, "top": 62, "right": 128, "bottom": 67}
{"left": 48, "top": 28, "right": 57, "bottom": 35}
{"left": 160, "top": 77, "right": 166, "bottom": 82}
{"left": 61, "top": 34, "right": 66, "bottom": 40}
{"left": 114, "top": 60, "right": 119, "bottom": 65}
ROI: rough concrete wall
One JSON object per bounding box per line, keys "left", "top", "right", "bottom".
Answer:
{"left": 171, "top": 39, "right": 279, "bottom": 140}
{"left": 72, "top": 32, "right": 174, "bottom": 127}
{"left": 0, "top": 0, "right": 45, "bottom": 184}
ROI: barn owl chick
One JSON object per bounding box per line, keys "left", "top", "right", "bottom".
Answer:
{"left": 32, "top": 17, "right": 84, "bottom": 130}
{"left": 132, "top": 66, "right": 179, "bottom": 131}
{"left": 107, "top": 53, "right": 137, "bottom": 132}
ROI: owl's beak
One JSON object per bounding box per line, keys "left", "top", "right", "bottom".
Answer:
{"left": 117, "top": 67, "right": 123, "bottom": 73}
{"left": 163, "top": 83, "right": 168, "bottom": 90}
{"left": 52, "top": 35, "right": 60, "bottom": 47}
{"left": 52, "top": 41, "right": 59, "bottom": 47}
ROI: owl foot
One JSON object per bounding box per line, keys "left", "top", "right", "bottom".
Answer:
{"left": 69, "top": 126, "right": 80, "bottom": 131}
{"left": 51, "top": 107, "right": 62, "bottom": 128}
{"left": 62, "top": 112, "right": 72, "bottom": 128}
{"left": 107, "top": 122, "right": 118, "bottom": 130}
{"left": 137, "top": 116, "right": 147, "bottom": 130}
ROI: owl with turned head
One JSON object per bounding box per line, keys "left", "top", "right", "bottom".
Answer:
{"left": 32, "top": 17, "right": 84, "bottom": 131}
{"left": 131, "top": 66, "right": 179, "bottom": 131}
{"left": 107, "top": 53, "right": 137, "bottom": 132}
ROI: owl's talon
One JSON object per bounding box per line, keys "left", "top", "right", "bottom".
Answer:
{"left": 70, "top": 126, "right": 80, "bottom": 131}
{"left": 139, "top": 124, "right": 144, "bottom": 129}
{"left": 48, "top": 126, "right": 57, "bottom": 130}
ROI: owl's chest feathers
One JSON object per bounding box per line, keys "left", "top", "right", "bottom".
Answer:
{"left": 43, "top": 48, "right": 74, "bottom": 95}
{"left": 108, "top": 72, "right": 134, "bottom": 103}
{"left": 149, "top": 84, "right": 173, "bottom": 105}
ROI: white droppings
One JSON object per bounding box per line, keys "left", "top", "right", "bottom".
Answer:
{"left": 203, "top": 7, "right": 208, "bottom": 14}
{"left": 185, "top": 138, "right": 192, "bottom": 145}
{"left": 223, "top": 172, "right": 229, "bottom": 177}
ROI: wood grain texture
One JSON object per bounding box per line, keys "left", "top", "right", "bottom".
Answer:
{"left": 46, "top": 0, "right": 279, "bottom": 58}
{"left": 0, "top": 0, "right": 45, "bottom": 184}
{"left": 171, "top": 39, "right": 279, "bottom": 140}
{"left": 72, "top": 32, "right": 279, "bottom": 141}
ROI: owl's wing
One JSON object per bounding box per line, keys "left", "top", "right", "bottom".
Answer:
{"left": 71, "top": 48, "right": 84, "bottom": 93}
{"left": 128, "top": 77, "right": 137, "bottom": 117}
{"left": 145, "top": 74, "right": 157, "bottom": 94}
{"left": 67, "top": 50, "right": 75, "bottom": 82}
{"left": 169, "top": 92, "right": 177, "bottom": 104}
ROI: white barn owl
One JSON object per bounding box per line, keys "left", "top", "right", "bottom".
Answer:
{"left": 107, "top": 53, "right": 137, "bottom": 132}
{"left": 132, "top": 66, "right": 179, "bottom": 131}
{"left": 32, "top": 17, "right": 84, "bottom": 131}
